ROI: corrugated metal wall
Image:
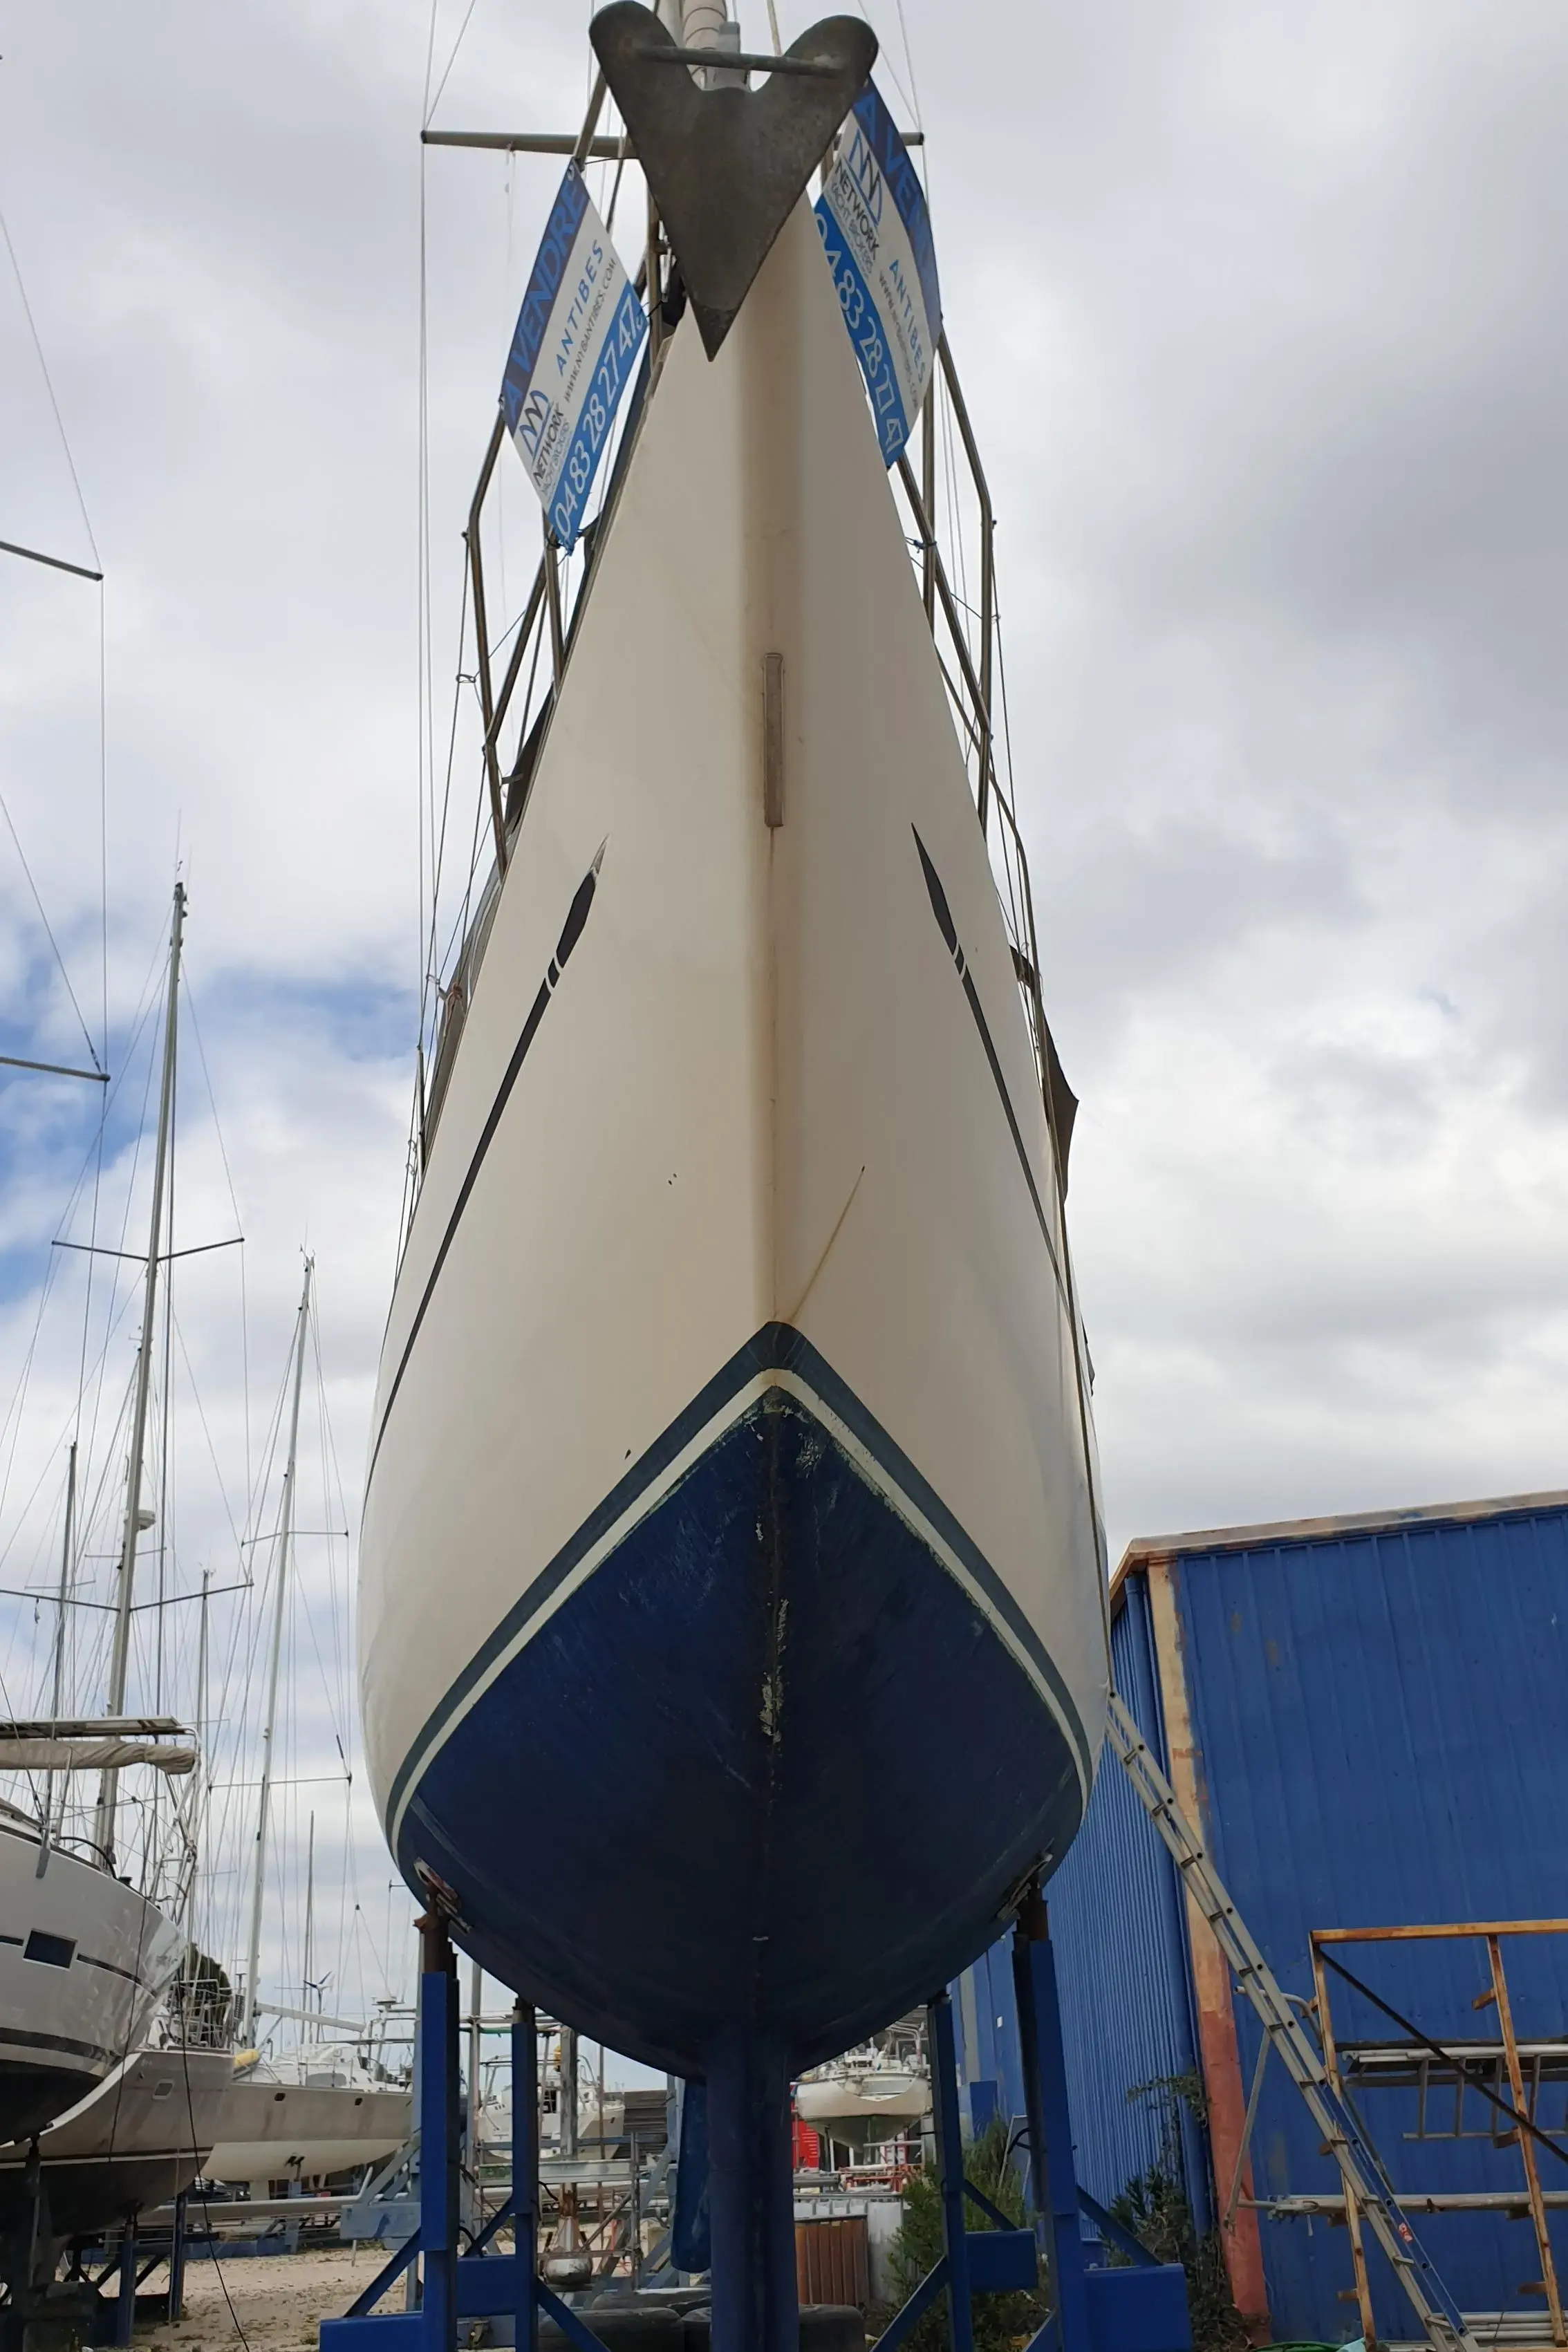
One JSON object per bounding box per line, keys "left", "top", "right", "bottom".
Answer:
{"left": 954, "top": 1576, "right": 1209, "bottom": 2228}
{"left": 958, "top": 1497, "right": 1568, "bottom": 2342}
{"left": 795, "top": 2214, "right": 871, "bottom": 2309}
{"left": 1048, "top": 1573, "right": 1211, "bottom": 2230}
{"left": 1170, "top": 1498, "right": 1568, "bottom": 2342}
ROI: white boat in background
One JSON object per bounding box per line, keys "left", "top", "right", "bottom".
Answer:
{"left": 0, "top": 889, "right": 202, "bottom": 2147}
{"left": 0, "top": 1809, "right": 187, "bottom": 2144}
{"left": 796, "top": 2015, "right": 929, "bottom": 2156}
{"left": 204, "top": 2046, "right": 411, "bottom": 2189}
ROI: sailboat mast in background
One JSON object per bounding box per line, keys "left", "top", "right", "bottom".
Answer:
{"left": 39, "top": 1441, "right": 77, "bottom": 1848}
{"left": 93, "top": 879, "right": 185, "bottom": 1867}
{"left": 241, "top": 1253, "right": 314, "bottom": 2046}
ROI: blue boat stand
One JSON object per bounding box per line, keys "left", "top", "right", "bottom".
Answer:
{"left": 319, "top": 1898, "right": 1190, "bottom": 2352}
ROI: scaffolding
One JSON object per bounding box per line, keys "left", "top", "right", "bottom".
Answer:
{"left": 1283, "top": 1921, "right": 1568, "bottom": 2352}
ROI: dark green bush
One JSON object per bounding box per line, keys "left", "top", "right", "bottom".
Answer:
{"left": 1108, "top": 2073, "right": 1248, "bottom": 2352}
{"left": 884, "top": 2116, "right": 1048, "bottom": 2352}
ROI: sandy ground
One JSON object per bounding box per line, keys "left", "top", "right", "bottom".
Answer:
{"left": 149, "top": 2246, "right": 392, "bottom": 2352}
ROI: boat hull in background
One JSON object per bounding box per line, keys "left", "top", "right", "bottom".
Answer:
{"left": 0, "top": 2046, "right": 232, "bottom": 2237}
{"left": 0, "top": 1821, "right": 186, "bottom": 2144}
{"left": 205, "top": 2075, "right": 411, "bottom": 2187}
{"left": 360, "top": 203, "right": 1108, "bottom": 2077}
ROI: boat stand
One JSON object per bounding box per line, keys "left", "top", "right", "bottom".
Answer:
{"left": 867, "top": 1895, "right": 1190, "bottom": 2352}
{"left": 323, "top": 1911, "right": 603, "bottom": 2352}
{"left": 0, "top": 2147, "right": 142, "bottom": 2352}
{"left": 321, "top": 1901, "right": 1190, "bottom": 2352}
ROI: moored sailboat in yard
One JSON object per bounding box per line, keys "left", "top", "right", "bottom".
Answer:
{"left": 362, "top": 6, "right": 1108, "bottom": 2338}
{"left": 204, "top": 2044, "right": 411, "bottom": 2192}
{"left": 0, "top": 889, "right": 200, "bottom": 2149}
{"left": 0, "top": 1804, "right": 188, "bottom": 2147}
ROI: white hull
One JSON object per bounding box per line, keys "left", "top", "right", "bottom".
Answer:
{"left": 794, "top": 2078, "right": 927, "bottom": 2133}
{"left": 360, "top": 200, "right": 1107, "bottom": 2073}
{"left": 0, "top": 2044, "right": 232, "bottom": 2235}
{"left": 0, "top": 1818, "right": 186, "bottom": 2143}
{"left": 204, "top": 2075, "right": 411, "bottom": 2187}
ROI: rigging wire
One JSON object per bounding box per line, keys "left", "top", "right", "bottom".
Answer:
{"left": 418, "top": 129, "right": 434, "bottom": 1051}
{"left": 425, "top": 0, "right": 482, "bottom": 128}
{"left": 0, "top": 791, "right": 105, "bottom": 1072}
{"left": 0, "top": 194, "right": 102, "bottom": 572}
{"left": 0, "top": 868, "right": 166, "bottom": 1615}
{"left": 427, "top": 520, "right": 475, "bottom": 1009}
{"left": 892, "top": 0, "right": 924, "bottom": 136}
{"left": 71, "top": 911, "right": 176, "bottom": 1530}
{"left": 182, "top": 971, "right": 252, "bottom": 1515}
{"left": 171, "top": 1307, "right": 249, "bottom": 1565}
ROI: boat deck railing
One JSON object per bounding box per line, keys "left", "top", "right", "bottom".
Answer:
{"left": 412, "top": 85, "right": 1073, "bottom": 1230}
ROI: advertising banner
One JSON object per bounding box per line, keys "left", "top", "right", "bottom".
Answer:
{"left": 814, "top": 83, "right": 942, "bottom": 467}
{"left": 501, "top": 165, "right": 648, "bottom": 551}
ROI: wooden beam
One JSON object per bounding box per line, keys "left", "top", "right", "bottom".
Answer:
{"left": 1314, "top": 1921, "right": 1568, "bottom": 1943}
{"left": 1146, "top": 1554, "right": 1272, "bottom": 2343}
{"left": 1488, "top": 1936, "right": 1565, "bottom": 2346}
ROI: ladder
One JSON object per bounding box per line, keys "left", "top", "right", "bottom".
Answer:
{"left": 1105, "top": 1692, "right": 1481, "bottom": 2352}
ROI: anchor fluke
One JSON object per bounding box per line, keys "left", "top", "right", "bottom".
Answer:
{"left": 589, "top": 1, "right": 877, "bottom": 358}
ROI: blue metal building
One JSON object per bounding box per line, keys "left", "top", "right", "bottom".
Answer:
{"left": 955, "top": 1489, "right": 1568, "bottom": 2344}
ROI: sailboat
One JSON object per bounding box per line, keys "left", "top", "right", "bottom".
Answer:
{"left": 0, "top": 1801, "right": 189, "bottom": 2146}
{"left": 360, "top": 3, "right": 1108, "bottom": 2332}
{"left": 0, "top": 888, "right": 198, "bottom": 2147}
{"left": 203, "top": 2046, "right": 411, "bottom": 2192}
{"left": 795, "top": 2013, "right": 929, "bottom": 2160}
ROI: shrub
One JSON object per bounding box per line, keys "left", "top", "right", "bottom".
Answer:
{"left": 884, "top": 2117, "right": 1048, "bottom": 2352}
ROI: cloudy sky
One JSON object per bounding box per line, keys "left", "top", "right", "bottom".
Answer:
{"left": 1, "top": 0, "right": 1566, "bottom": 2033}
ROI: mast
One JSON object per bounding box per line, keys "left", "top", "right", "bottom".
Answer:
{"left": 241, "top": 1255, "right": 313, "bottom": 2046}
{"left": 185, "top": 1564, "right": 212, "bottom": 1942}
{"left": 302, "top": 1809, "right": 316, "bottom": 2040}
{"left": 41, "top": 1441, "right": 78, "bottom": 1843}
{"left": 95, "top": 879, "right": 185, "bottom": 1865}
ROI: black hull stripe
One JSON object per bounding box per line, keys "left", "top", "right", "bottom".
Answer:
{"left": 911, "top": 826, "right": 1065, "bottom": 1296}
{"left": 0, "top": 2028, "right": 113, "bottom": 2066}
{"left": 385, "top": 1319, "right": 1094, "bottom": 1841}
{"left": 367, "top": 850, "right": 604, "bottom": 1487}
{"left": 0, "top": 2150, "right": 207, "bottom": 2176}
{"left": 78, "top": 1952, "right": 143, "bottom": 1985}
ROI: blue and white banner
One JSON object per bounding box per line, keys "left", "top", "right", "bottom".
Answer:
{"left": 500, "top": 163, "right": 647, "bottom": 553}
{"left": 814, "top": 82, "right": 942, "bottom": 467}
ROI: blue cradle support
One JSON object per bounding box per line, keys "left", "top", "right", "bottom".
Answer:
{"left": 318, "top": 1898, "right": 1191, "bottom": 2352}
{"left": 320, "top": 1917, "right": 617, "bottom": 2352}
{"left": 514, "top": 2000, "right": 539, "bottom": 2352}
{"left": 868, "top": 1903, "right": 1193, "bottom": 2352}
